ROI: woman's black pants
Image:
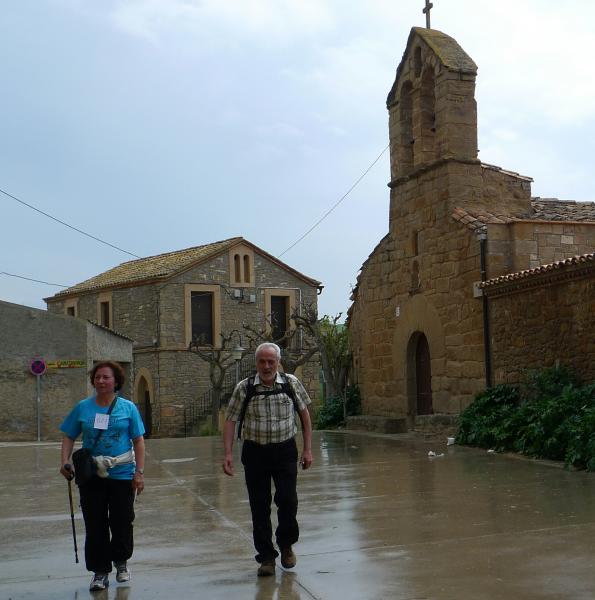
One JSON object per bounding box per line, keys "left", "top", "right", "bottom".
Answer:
{"left": 241, "top": 437, "right": 299, "bottom": 563}
{"left": 79, "top": 476, "right": 135, "bottom": 573}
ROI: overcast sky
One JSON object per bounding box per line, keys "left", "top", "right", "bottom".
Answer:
{"left": 1, "top": 0, "right": 594, "bottom": 319}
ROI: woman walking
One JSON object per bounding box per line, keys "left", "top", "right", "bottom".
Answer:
{"left": 59, "top": 361, "right": 145, "bottom": 591}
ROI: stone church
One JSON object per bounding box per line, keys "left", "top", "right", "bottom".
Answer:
{"left": 348, "top": 27, "right": 595, "bottom": 429}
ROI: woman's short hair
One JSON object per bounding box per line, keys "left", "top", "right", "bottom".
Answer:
{"left": 90, "top": 361, "right": 126, "bottom": 391}
{"left": 255, "top": 342, "right": 281, "bottom": 360}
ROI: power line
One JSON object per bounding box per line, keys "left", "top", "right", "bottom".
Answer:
{"left": 278, "top": 144, "right": 390, "bottom": 258}
{"left": 1, "top": 187, "right": 141, "bottom": 259}
{"left": 1, "top": 271, "right": 68, "bottom": 287}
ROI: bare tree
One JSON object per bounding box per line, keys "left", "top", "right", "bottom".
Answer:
{"left": 241, "top": 315, "right": 318, "bottom": 375}
{"left": 188, "top": 330, "right": 245, "bottom": 428}
{"left": 291, "top": 304, "right": 351, "bottom": 402}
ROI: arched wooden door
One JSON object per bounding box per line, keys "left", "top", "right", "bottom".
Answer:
{"left": 416, "top": 334, "right": 433, "bottom": 415}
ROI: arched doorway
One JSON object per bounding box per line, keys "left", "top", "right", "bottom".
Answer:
{"left": 135, "top": 373, "right": 153, "bottom": 438}
{"left": 415, "top": 334, "right": 433, "bottom": 415}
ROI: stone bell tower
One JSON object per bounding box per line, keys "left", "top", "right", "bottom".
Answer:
{"left": 386, "top": 27, "right": 478, "bottom": 183}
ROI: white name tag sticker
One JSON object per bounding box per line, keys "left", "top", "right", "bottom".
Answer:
{"left": 94, "top": 413, "right": 110, "bottom": 430}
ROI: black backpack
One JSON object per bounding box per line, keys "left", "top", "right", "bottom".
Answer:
{"left": 236, "top": 373, "right": 301, "bottom": 439}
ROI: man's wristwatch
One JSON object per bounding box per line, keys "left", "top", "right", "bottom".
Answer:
{"left": 135, "top": 468, "right": 144, "bottom": 475}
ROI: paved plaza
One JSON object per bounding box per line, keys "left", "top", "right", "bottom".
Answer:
{"left": 2, "top": 430, "right": 595, "bottom": 600}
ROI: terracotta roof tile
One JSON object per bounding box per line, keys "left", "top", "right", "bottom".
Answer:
{"left": 47, "top": 237, "right": 321, "bottom": 300}
{"left": 51, "top": 238, "right": 242, "bottom": 297}
{"left": 481, "top": 252, "right": 595, "bottom": 288}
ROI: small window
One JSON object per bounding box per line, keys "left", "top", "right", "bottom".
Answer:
{"left": 270, "top": 296, "right": 289, "bottom": 347}
{"left": 100, "top": 302, "right": 110, "bottom": 327}
{"left": 66, "top": 306, "right": 75, "bottom": 316}
{"left": 191, "top": 292, "right": 214, "bottom": 345}
{"left": 411, "top": 230, "right": 420, "bottom": 256}
{"left": 234, "top": 254, "right": 241, "bottom": 283}
{"left": 414, "top": 46, "right": 422, "bottom": 77}
{"left": 243, "top": 254, "right": 250, "bottom": 283}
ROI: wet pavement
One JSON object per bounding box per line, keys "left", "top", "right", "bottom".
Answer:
{"left": 2, "top": 430, "right": 595, "bottom": 600}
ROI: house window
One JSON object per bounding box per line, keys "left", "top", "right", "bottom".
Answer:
{"left": 234, "top": 254, "right": 241, "bottom": 282}
{"left": 100, "top": 302, "right": 110, "bottom": 327}
{"left": 97, "top": 292, "right": 113, "bottom": 328}
{"left": 264, "top": 289, "right": 295, "bottom": 348}
{"left": 185, "top": 284, "right": 221, "bottom": 347}
{"left": 270, "top": 296, "right": 289, "bottom": 347}
{"left": 191, "top": 292, "right": 213, "bottom": 345}
{"left": 229, "top": 246, "right": 254, "bottom": 286}
{"left": 243, "top": 255, "right": 250, "bottom": 283}
{"left": 64, "top": 298, "right": 78, "bottom": 317}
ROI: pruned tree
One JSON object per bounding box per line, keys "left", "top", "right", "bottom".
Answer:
{"left": 188, "top": 330, "right": 246, "bottom": 428}
{"left": 292, "top": 304, "right": 351, "bottom": 403}
{"left": 241, "top": 315, "right": 318, "bottom": 375}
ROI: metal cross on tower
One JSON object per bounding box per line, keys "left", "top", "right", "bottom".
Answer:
{"left": 423, "top": 0, "right": 433, "bottom": 29}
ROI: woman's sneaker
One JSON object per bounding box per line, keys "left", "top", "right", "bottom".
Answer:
{"left": 114, "top": 561, "right": 131, "bottom": 583}
{"left": 89, "top": 573, "right": 109, "bottom": 591}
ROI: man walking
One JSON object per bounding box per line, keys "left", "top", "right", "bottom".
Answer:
{"left": 223, "top": 342, "right": 313, "bottom": 576}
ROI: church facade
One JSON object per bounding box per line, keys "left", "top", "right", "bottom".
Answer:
{"left": 348, "top": 28, "right": 595, "bottom": 427}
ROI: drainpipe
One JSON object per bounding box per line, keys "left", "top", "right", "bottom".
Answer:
{"left": 478, "top": 231, "right": 492, "bottom": 388}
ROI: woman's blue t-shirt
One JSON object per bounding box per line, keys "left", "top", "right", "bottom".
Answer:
{"left": 60, "top": 396, "right": 145, "bottom": 480}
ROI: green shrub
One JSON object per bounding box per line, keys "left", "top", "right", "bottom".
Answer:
{"left": 456, "top": 367, "right": 595, "bottom": 471}
{"left": 456, "top": 384, "right": 520, "bottom": 449}
{"left": 198, "top": 422, "right": 219, "bottom": 436}
{"left": 345, "top": 385, "right": 362, "bottom": 417}
{"left": 315, "top": 396, "right": 344, "bottom": 429}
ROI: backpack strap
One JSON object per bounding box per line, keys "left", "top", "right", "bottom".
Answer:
{"left": 237, "top": 376, "right": 256, "bottom": 440}
{"left": 236, "top": 373, "right": 303, "bottom": 440}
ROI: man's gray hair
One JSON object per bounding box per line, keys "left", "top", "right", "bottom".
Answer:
{"left": 255, "top": 342, "right": 281, "bottom": 360}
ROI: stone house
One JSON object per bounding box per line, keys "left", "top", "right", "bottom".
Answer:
{"left": 45, "top": 237, "right": 321, "bottom": 437}
{"left": 347, "top": 27, "right": 595, "bottom": 430}
{"left": 0, "top": 300, "right": 133, "bottom": 441}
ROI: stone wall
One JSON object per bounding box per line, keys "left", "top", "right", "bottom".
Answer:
{"left": 0, "top": 301, "right": 132, "bottom": 441}
{"left": 488, "top": 222, "right": 595, "bottom": 278}
{"left": 485, "top": 263, "right": 595, "bottom": 385}
{"left": 350, "top": 160, "right": 489, "bottom": 422}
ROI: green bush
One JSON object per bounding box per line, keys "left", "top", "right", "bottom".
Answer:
{"left": 315, "top": 385, "right": 362, "bottom": 430}
{"left": 456, "top": 367, "right": 595, "bottom": 470}
{"left": 345, "top": 385, "right": 362, "bottom": 417}
{"left": 315, "top": 395, "right": 344, "bottom": 429}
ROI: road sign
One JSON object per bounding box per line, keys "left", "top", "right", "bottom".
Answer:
{"left": 30, "top": 359, "right": 47, "bottom": 376}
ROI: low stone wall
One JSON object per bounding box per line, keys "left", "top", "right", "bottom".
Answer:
{"left": 413, "top": 413, "right": 459, "bottom": 434}
{"left": 346, "top": 415, "right": 408, "bottom": 434}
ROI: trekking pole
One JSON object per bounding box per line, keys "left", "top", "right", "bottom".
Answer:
{"left": 64, "top": 464, "right": 79, "bottom": 563}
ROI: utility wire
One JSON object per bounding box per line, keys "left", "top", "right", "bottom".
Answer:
{"left": 1, "top": 271, "right": 68, "bottom": 287}
{"left": 278, "top": 143, "right": 390, "bottom": 258}
{"left": 0, "top": 187, "right": 141, "bottom": 259}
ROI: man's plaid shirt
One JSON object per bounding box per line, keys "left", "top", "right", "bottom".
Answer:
{"left": 225, "top": 372, "right": 311, "bottom": 444}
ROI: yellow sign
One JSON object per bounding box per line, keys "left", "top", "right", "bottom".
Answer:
{"left": 46, "top": 360, "right": 86, "bottom": 369}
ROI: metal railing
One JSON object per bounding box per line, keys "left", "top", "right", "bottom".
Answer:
{"left": 185, "top": 356, "right": 255, "bottom": 435}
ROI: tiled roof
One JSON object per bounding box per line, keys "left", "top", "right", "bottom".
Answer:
{"left": 453, "top": 198, "right": 595, "bottom": 233}
{"left": 51, "top": 238, "right": 242, "bottom": 297}
{"left": 481, "top": 252, "right": 595, "bottom": 288}
{"left": 47, "top": 237, "right": 321, "bottom": 299}
{"left": 531, "top": 198, "right": 595, "bottom": 221}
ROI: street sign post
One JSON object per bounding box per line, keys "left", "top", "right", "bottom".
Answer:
{"left": 30, "top": 360, "right": 47, "bottom": 441}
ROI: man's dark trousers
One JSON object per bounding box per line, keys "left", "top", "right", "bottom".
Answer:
{"left": 241, "top": 437, "right": 299, "bottom": 562}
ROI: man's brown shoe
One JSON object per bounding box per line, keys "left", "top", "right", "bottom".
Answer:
{"left": 257, "top": 560, "right": 275, "bottom": 577}
{"left": 281, "top": 547, "right": 297, "bottom": 569}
